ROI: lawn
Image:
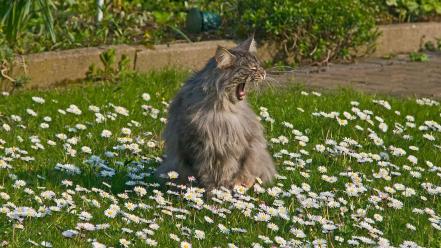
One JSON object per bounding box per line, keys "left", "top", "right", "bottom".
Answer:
{"left": 0, "top": 70, "right": 440, "bottom": 248}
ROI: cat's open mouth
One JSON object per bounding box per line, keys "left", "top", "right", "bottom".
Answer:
{"left": 236, "top": 83, "right": 246, "bottom": 100}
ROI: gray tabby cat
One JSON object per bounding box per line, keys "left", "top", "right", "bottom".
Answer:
{"left": 156, "top": 37, "right": 276, "bottom": 191}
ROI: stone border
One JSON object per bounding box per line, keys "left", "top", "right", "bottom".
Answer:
{"left": 375, "top": 22, "right": 441, "bottom": 56}
{"left": 5, "top": 22, "right": 441, "bottom": 89}
{"left": 10, "top": 41, "right": 236, "bottom": 89}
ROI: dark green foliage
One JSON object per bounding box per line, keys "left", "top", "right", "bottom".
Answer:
{"left": 363, "top": 0, "right": 441, "bottom": 23}
{"left": 384, "top": 0, "right": 441, "bottom": 22}
{"left": 0, "top": 0, "right": 210, "bottom": 54}
{"left": 0, "top": 0, "right": 440, "bottom": 64}
{"left": 0, "top": 0, "right": 56, "bottom": 46}
{"left": 231, "top": 0, "right": 379, "bottom": 64}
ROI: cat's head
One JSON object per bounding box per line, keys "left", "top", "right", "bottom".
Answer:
{"left": 214, "top": 37, "right": 266, "bottom": 103}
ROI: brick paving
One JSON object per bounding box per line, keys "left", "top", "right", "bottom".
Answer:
{"left": 272, "top": 52, "right": 441, "bottom": 98}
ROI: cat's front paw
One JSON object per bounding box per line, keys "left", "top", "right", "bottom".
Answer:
{"left": 232, "top": 177, "right": 255, "bottom": 189}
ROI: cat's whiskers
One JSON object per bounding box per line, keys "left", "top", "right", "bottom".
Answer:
{"left": 249, "top": 76, "right": 282, "bottom": 97}
{"left": 266, "top": 65, "right": 296, "bottom": 75}
{"left": 248, "top": 65, "right": 298, "bottom": 95}
{"left": 262, "top": 76, "right": 282, "bottom": 88}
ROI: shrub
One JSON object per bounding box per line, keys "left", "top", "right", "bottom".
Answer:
{"left": 5, "top": 0, "right": 441, "bottom": 65}
{"left": 384, "top": 0, "right": 441, "bottom": 22}
{"left": 230, "top": 0, "right": 379, "bottom": 65}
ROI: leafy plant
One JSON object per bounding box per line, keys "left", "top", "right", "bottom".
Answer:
{"left": 231, "top": 0, "right": 379, "bottom": 65}
{"left": 0, "top": 41, "right": 30, "bottom": 92}
{"left": 0, "top": 42, "right": 14, "bottom": 87}
{"left": 0, "top": 0, "right": 56, "bottom": 47}
{"left": 384, "top": 0, "right": 441, "bottom": 22}
{"left": 424, "top": 38, "right": 441, "bottom": 51}
{"left": 409, "top": 51, "right": 430, "bottom": 62}
{"left": 2, "top": 0, "right": 439, "bottom": 65}
{"left": 0, "top": 0, "right": 235, "bottom": 55}
{"left": 86, "top": 48, "right": 132, "bottom": 83}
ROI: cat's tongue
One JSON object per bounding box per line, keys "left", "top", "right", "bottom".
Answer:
{"left": 236, "top": 83, "right": 246, "bottom": 100}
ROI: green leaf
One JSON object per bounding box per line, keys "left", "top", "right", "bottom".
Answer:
{"left": 409, "top": 52, "right": 429, "bottom": 62}
{"left": 386, "top": 0, "right": 398, "bottom": 6}
{"left": 152, "top": 11, "right": 173, "bottom": 25}
{"left": 0, "top": 0, "right": 55, "bottom": 46}
{"left": 404, "top": 0, "right": 419, "bottom": 12}
{"left": 36, "top": 0, "right": 56, "bottom": 43}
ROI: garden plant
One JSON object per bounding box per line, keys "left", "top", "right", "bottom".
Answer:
{"left": 1, "top": 0, "right": 441, "bottom": 64}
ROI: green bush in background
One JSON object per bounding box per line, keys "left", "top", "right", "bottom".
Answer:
{"left": 384, "top": 0, "right": 441, "bottom": 22}
{"left": 0, "top": 0, "right": 440, "bottom": 65}
{"left": 231, "top": 0, "right": 379, "bottom": 64}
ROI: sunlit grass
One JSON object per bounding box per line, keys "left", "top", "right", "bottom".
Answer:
{"left": 0, "top": 70, "right": 440, "bottom": 247}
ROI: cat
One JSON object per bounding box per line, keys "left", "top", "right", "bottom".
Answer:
{"left": 156, "top": 37, "right": 276, "bottom": 192}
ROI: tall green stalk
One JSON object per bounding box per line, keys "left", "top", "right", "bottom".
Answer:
{"left": 0, "top": 0, "right": 56, "bottom": 47}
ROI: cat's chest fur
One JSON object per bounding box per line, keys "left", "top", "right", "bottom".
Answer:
{"left": 185, "top": 101, "right": 259, "bottom": 158}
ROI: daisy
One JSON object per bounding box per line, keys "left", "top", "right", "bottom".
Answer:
{"left": 66, "top": 104, "right": 82, "bottom": 115}
{"left": 62, "top": 229, "right": 78, "bottom": 238}
{"left": 180, "top": 241, "right": 191, "bottom": 248}
{"left": 167, "top": 171, "right": 179, "bottom": 179}
{"left": 194, "top": 230, "right": 205, "bottom": 240}
{"left": 101, "top": 130, "right": 112, "bottom": 138}
{"left": 142, "top": 93, "right": 151, "bottom": 101}
{"left": 119, "top": 239, "right": 131, "bottom": 247}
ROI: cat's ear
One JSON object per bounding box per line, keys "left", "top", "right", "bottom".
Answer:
{"left": 215, "top": 46, "right": 235, "bottom": 69}
{"left": 236, "top": 36, "right": 257, "bottom": 54}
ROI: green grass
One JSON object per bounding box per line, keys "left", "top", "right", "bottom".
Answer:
{"left": 0, "top": 70, "right": 440, "bottom": 248}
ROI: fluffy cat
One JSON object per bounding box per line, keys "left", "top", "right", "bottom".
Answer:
{"left": 156, "top": 37, "right": 276, "bottom": 192}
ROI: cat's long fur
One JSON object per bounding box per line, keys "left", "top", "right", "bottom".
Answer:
{"left": 156, "top": 37, "right": 276, "bottom": 191}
